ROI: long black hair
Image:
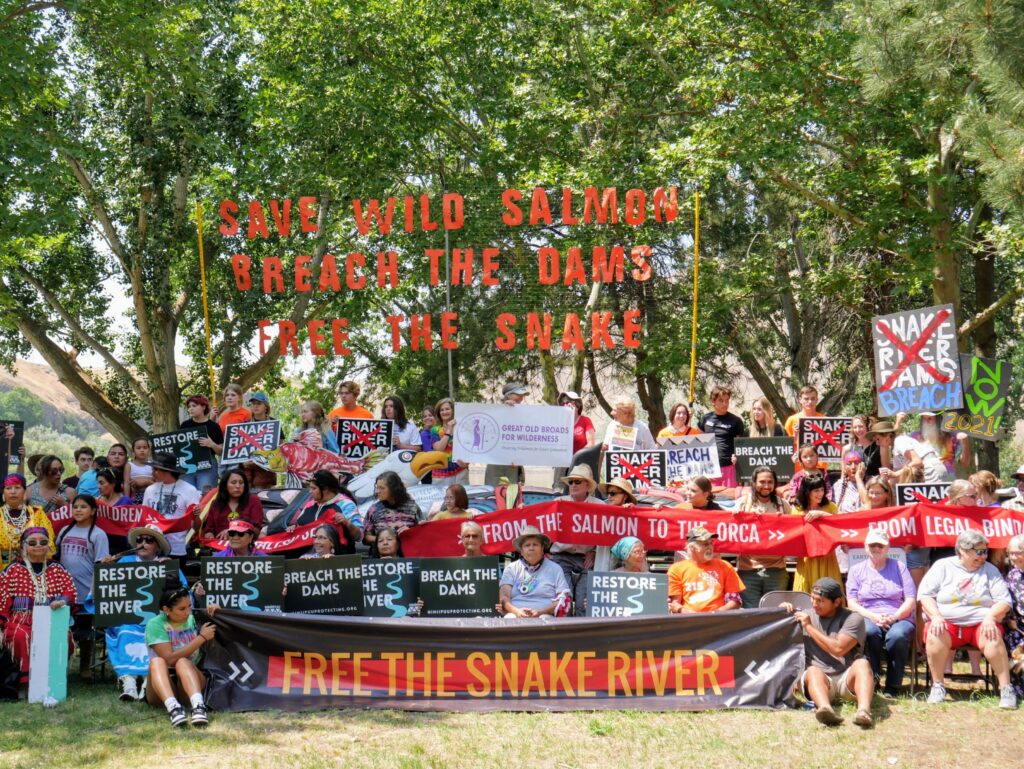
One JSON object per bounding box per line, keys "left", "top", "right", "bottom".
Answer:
{"left": 749, "top": 465, "right": 782, "bottom": 508}
{"left": 97, "top": 467, "right": 125, "bottom": 495}
{"left": 313, "top": 524, "right": 343, "bottom": 555}
{"left": 382, "top": 395, "right": 410, "bottom": 430}
{"left": 376, "top": 470, "right": 411, "bottom": 508}
{"left": 56, "top": 493, "right": 100, "bottom": 558}
{"left": 797, "top": 472, "right": 828, "bottom": 511}
{"left": 215, "top": 468, "right": 250, "bottom": 510}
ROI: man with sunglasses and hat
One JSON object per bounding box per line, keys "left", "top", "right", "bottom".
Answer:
{"left": 142, "top": 453, "right": 201, "bottom": 569}
{"left": 551, "top": 464, "right": 605, "bottom": 615}
{"left": 667, "top": 526, "right": 744, "bottom": 614}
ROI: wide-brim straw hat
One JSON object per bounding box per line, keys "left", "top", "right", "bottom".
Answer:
{"left": 128, "top": 526, "right": 170, "bottom": 556}
{"left": 513, "top": 525, "right": 551, "bottom": 552}
{"left": 598, "top": 476, "right": 637, "bottom": 504}
{"left": 867, "top": 420, "right": 897, "bottom": 440}
{"left": 560, "top": 463, "right": 597, "bottom": 493}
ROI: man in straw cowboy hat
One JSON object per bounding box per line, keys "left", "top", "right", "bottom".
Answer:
{"left": 551, "top": 463, "right": 605, "bottom": 615}
{"left": 142, "top": 452, "right": 201, "bottom": 565}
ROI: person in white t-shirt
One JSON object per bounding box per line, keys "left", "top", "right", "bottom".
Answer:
{"left": 382, "top": 395, "right": 423, "bottom": 450}
{"left": 142, "top": 453, "right": 201, "bottom": 560}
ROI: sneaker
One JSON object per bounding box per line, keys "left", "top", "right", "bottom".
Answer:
{"left": 815, "top": 706, "right": 843, "bottom": 726}
{"left": 927, "top": 683, "right": 946, "bottom": 704}
{"left": 190, "top": 704, "right": 209, "bottom": 728}
{"left": 999, "top": 688, "right": 1018, "bottom": 710}
{"left": 168, "top": 705, "right": 188, "bottom": 728}
{"left": 136, "top": 678, "right": 147, "bottom": 702}
{"left": 118, "top": 675, "right": 138, "bottom": 702}
{"left": 881, "top": 690, "right": 898, "bottom": 701}
{"left": 853, "top": 709, "right": 874, "bottom": 728}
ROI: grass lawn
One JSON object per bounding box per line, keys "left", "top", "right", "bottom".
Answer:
{"left": 0, "top": 678, "right": 1017, "bottom": 769}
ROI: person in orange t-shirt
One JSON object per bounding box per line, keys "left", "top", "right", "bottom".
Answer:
{"left": 783, "top": 385, "right": 823, "bottom": 437}
{"left": 327, "top": 379, "right": 374, "bottom": 421}
{"left": 667, "top": 526, "right": 745, "bottom": 613}
{"left": 217, "top": 383, "right": 252, "bottom": 431}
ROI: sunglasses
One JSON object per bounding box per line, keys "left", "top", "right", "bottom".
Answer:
{"left": 25, "top": 539, "right": 49, "bottom": 547}
{"left": 964, "top": 547, "right": 988, "bottom": 556}
{"left": 567, "top": 479, "right": 586, "bottom": 486}
{"left": 136, "top": 536, "right": 158, "bottom": 545}
{"left": 227, "top": 530, "right": 252, "bottom": 537}
{"left": 607, "top": 490, "right": 626, "bottom": 496}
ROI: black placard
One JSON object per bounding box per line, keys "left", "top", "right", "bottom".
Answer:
{"left": 603, "top": 450, "right": 667, "bottom": 488}
{"left": 418, "top": 556, "right": 500, "bottom": 617}
{"left": 0, "top": 419, "right": 24, "bottom": 483}
{"left": 797, "top": 417, "right": 853, "bottom": 462}
{"left": 361, "top": 558, "right": 420, "bottom": 617}
{"left": 734, "top": 437, "right": 796, "bottom": 483}
{"left": 284, "top": 555, "right": 364, "bottom": 615}
{"left": 894, "top": 482, "right": 950, "bottom": 506}
{"left": 222, "top": 420, "right": 282, "bottom": 465}
{"left": 94, "top": 561, "right": 175, "bottom": 629}
{"left": 585, "top": 571, "right": 669, "bottom": 617}
{"left": 200, "top": 555, "right": 285, "bottom": 612}
{"left": 335, "top": 419, "right": 394, "bottom": 459}
{"left": 151, "top": 426, "right": 214, "bottom": 473}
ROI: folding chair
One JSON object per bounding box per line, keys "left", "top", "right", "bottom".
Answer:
{"left": 759, "top": 590, "right": 813, "bottom": 613}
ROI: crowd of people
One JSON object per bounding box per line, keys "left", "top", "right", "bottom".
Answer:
{"left": 2, "top": 379, "right": 1024, "bottom": 728}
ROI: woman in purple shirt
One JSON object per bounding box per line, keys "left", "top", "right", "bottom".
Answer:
{"left": 845, "top": 528, "right": 917, "bottom": 698}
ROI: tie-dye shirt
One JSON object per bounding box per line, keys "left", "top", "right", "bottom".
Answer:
{"left": 145, "top": 613, "right": 198, "bottom": 659}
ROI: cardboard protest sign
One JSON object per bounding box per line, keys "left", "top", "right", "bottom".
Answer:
{"left": 663, "top": 434, "right": 721, "bottom": 480}
{"left": 335, "top": 418, "right": 394, "bottom": 459}
{"left": 894, "top": 482, "right": 949, "bottom": 506}
{"left": 797, "top": 417, "right": 852, "bottom": 462}
{"left": 362, "top": 558, "right": 421, "bottom": 617}
{"left": 872, "top": 304, "right": 962, "bottom": 417}
{"left": 200, "top": 556, "right": 285, "bottom": 612}
{"left": 222, "top": 420, "right": 281, "bottom": 465}
{"left": 150, "top": 426, "right": 214, "bottom": 474}
{"left": 418, "top": 556, "right": 500, "bottom": 617}
{"left": 585, "top": 571, "right": 669, "bottom": 617}
{"left": 734, "top": 438, "right": 795, "bottom": 483}
{"left": 946, "top": 354, "right": 1013, "bottom": 442}
{"left": 93, "top": 561, "right": 176, "bottom": 629}
{"left": 452, "top": 403, "right": 573, "bottom": 467}
{"left": 607, "top": 423, "right": 638, "bottom": 451}
{"left": 0, "top": 419, "right": 24, "bottom": 483}
{"left": 604, "top": 450, "right": 667, "bottom": 489}
{"left": 283, "top": 555, "right": 364, "bottom": 615}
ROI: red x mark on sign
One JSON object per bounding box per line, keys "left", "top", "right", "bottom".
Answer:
{"left": 616, "top": 456, "right": 657, "bottom": 485}
{"left": 340, "top": 424, "right": 383, "bottom": 452}
{"left": 233, "top": 425, "right": 272, "bottom": 452}
{"left": 876, "top": 308, "right": 953, "bottom": 391}
{"left": 806, "top": 421, "right": 848, "bottom": 452}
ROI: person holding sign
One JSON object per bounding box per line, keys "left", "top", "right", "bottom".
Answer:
{"left": 300, "top": 524, "right": 344, "bottom": 559}
{"left": 697, "top": 386, "right": 745, "bottom": 488}
{"left": 912, "top": 412, "right": 969, "bottom": 478}
{"left": 203, "top": 469, "right": 265, "bottom": 540}
{"left": 145, "top": 588, "right": 216, "bottom": 728}
{"left": 845, "top": 530, "right": 917, "bottom": 699}
{"left": 1, "top": 474, "right": 54, "bottom": 570}
{"left": 212, "top": 520, "right": 266, "bottom": 558}
{"left": 125, "top": 437, "right": 154, "bottom": 504}
{"left": 657, "top": 402, "right": 701, "bottom": 440}
{"left": 217, "top": 383, "right": 251, "bottom": 432}
{"left": 611, "top": 536, "right": 649, "bottom": 572}
{"left": 26, "top": 455, "right": 76, "bottom": 513}
{"left": 667, "top": 526, "right": 744, "bottom": 613}
{"left": 181, "top": 395, "right": 224, "bottom": 493}
{"left": 842, "top": 415, "right": 881, "bottom": 479}
{"left": 459, "top": 521, "right": 485, "bottom": 557}
{"left": 498, "top": 526, "right": 571, "bottom": 618}
{"left": 553, "top": 465, "right": 603, "bottom": 615}
{"left": 428, "top": 398, "right": 469, "bottom": 487}
{"left": 747, "top": 397, "right": 785, "bottom": 438}
{"left": 599, "top": 477, "right": 638, "bottom": 507}
{"left": 792, "top": 473, "right": 842, "bottom": 592}
{"left": 375, "top": 527, "right": 404, "bottom": 558}
{"left": 142, "top": 453, "right": 201, "bottom": 567}
{"left": 601, "top": 399, "right": 657, "bottom": 453}
{"left": 363, "top": 471, "right": 421, "bottom": 556}
{"left": 328, "top": 380, "right": 374, "bottom": 421}
{"left": 0, "top": 527, "right": 76, "bottom": 691}
{"left": 382, "top": 395, "right": 423, "bottom": 450}
{"left": 871, "top": 419, "right": 947, "bottom": 484}
{"left": 783, "top": 386, "right": 823, "bottom": 436}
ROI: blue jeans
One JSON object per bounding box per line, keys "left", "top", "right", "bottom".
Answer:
{"left": 864, "top": 617, "right": 914, "bottom": 694}
{"left": 738, "top": 568, "right": 790, "bottom": 609}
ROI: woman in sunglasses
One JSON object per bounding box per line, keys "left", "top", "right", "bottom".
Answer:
{"left": 919, "top": 529, "right": 1016, "bottom": 708}
{"left": 0, "top": 527, "right": 77, "bottom": 691}
{"left": 211, "top": 520, "right": 266, "bottom": 557}
{"left": 97, "top": 526, "right": 187, "bottom": 702}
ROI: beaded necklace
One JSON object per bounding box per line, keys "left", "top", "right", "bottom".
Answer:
{"left": 26, "top": 561, "right": 49, "bottom": 605}
{"left": 1, "top": 504, "right": 29, "bottom": 564}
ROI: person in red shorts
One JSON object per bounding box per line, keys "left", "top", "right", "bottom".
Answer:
{"left": 918, "top": 529, "right": 1016, "bottom": 708}
{"left": 667, "top": 526, "right": 744, "bottom": 613}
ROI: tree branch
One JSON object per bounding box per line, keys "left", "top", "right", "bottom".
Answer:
{"left": 60, "top": 149, "right": 130, "bottom": 271}
{"left": 958, "top": 287, "right": 1024, "bottom": 341}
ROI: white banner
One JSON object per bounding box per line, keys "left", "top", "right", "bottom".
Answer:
{"left": 663, "top": 434, "right": 721, "bottom": 480}
{"left": 453, "top": 403, "right": 573, "bottom": 467}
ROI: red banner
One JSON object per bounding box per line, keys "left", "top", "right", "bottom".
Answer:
{"left": 49, "top": 503, "right": 196, "bottom": 537}
{"left": 400, "top": 500, "right": 1024, "bottom": 558}
{"left": 199, "top": 510, "right": 338, "bottom": 554}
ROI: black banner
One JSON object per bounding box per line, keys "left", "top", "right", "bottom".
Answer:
{"left": 151, "top": 426, "right": 214, "bottom": 473}
{"left": 200, "top": 556, "right": 285, "bottom": 613}
{"left": 734, "top": 438, "right": 795, "bottom": 484}
{"left": 418, "top": 556, "right": 500, "bottom": 617}
{"left": 585, "top": 571, "right": 669, "bottom": 617}
{"left": 603, "top": 450, "right": 667, "bottom": 489}
{"left": 203, "top": 609, "right": 803, "bottom": 712}
{"left": 796, "top": 417, "right": 852, "bottom": 462}
{"left": 335, "top": 418, "right": 394, "bottom": 459}
{"left": 894, "top": 482, "right": 950, "bottom": 506}
{"left": 222, "top": 420, "right": 282, "bottom": 465}
{"left": 94, "top": 561, "right": 175, "bottom": 629}
{"left": 362, "top": 558, "right": 420, "bottom": 617}
{"left": 284, "top": 556, "right": 364, "bottom": 615}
